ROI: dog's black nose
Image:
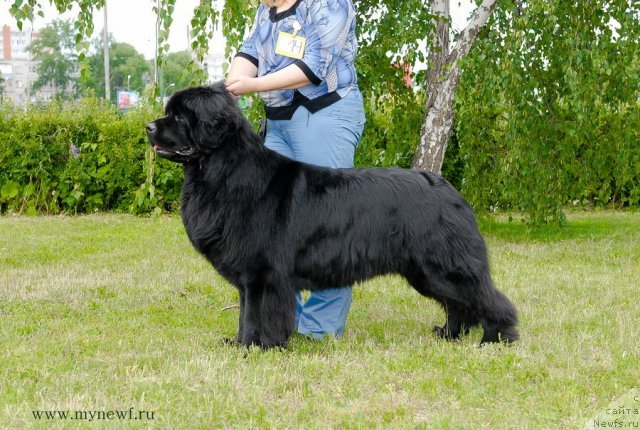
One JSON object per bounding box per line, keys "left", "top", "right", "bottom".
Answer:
{"left": 146, "top": 122, "right": 157, "bottom": 134}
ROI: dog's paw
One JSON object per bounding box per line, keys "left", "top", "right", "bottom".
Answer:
{"left": 433, "top": 325, "right": 464, "bottom": 341}
{"left": 221, "top": 337, "right": 241, "bottom": 346}
{"left": 433, "top": 325, "right": 448, "bottom": 339}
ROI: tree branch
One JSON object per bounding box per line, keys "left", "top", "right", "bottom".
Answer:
{"left": 514, "top": 0, "right": 524, "bottom": 15}
{"left": 448, "top": 0, "right": 499, "bottom": 64}
{"left": 424, "top": 0, "right": 451, "bottom": 111}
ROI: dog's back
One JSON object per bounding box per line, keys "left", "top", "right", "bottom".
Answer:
{"left": 282, "top": 163, "right": 485, "bottom": 284}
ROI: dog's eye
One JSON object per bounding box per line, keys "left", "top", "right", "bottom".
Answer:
{"left": 174, "top": 115, "right": 185, "bottom": 123}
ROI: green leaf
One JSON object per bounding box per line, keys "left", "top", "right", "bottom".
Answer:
{"left": 22, "top": 183, "right": 35, "bottom": 198}
{"left": 1, "top": 181, "right": 20, "bottom": 199}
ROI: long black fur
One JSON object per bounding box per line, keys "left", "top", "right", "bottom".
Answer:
{"left": 146, "top": 82, "right": 519, "bottom": 349}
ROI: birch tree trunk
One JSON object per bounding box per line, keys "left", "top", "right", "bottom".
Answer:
{"left": 412, "top": 0, "right": 500, "bottom": 174}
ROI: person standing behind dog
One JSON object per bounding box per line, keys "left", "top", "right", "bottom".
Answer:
{"left": 225, "top": 0, "right": 365, "bottom": 340}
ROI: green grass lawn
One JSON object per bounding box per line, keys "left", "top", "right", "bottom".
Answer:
{"left": 1, "top": 211, "right": 639, "bottom": 429}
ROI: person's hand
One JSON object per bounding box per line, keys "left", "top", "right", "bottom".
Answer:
{"left": 225, "top": 76, "right": 260, "bottom": 96}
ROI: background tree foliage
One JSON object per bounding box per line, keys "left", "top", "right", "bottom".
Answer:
{"left": 353, "top": 0, "right": 433, "bottom": 168}
{"left": 456, "top": 0, "right": 640, "bottom": 222}
{"left": 26, "top": 19, "right": 78, "bottom": 98}
{"left": 80, "top": 38, "right": 151, "bottom": 100}
{"left": 79, "top": 41, "right": 195, "bottom": 102}
{"left": 162, "top": 51, "right": 203, "bottom": 96}
{"left": 0, "top": 72, "right": 5, "bottom": 99}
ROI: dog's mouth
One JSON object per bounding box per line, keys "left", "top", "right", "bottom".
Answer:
{"left": 152, "top": 145, "right": 198, "bottom": 162}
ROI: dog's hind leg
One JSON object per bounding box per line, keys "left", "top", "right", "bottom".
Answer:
{"left": 477, "top": 284, "right": 520, "bottom": 344}
{"left": 405, "top": 265, "right": 519, "bottom": 343}
{"left": 432, "top": 301, "right": 479, "bottom": 340}
{"left": 440, "top": 268, "right": 519, "bottom": 344}
{"left": 404, "top": 270, "right": 477, "bottom": 341}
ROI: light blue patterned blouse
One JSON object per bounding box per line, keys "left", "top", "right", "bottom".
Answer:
{"left": 237, "top": 0, "right": 359, "bottom": 119}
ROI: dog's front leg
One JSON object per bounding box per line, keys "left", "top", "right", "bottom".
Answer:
{"left": 222, "top": 288, "right": 246, "bottom": 346}
{"left": 235, "top": 288, "right": 246, "bottom": 343}
{"left": 240, "top": 285, "right": 263, "bottom": 347}
{"left": 259, "top": 280, "right": 296, "bottom": 349}
{"left": 239, "top": 274, "right": 295, "bottom": 349}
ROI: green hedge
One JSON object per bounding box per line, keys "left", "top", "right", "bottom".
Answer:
{"left": 1, "top": 91, "right": 637, "bottom": 220}
{"left": 0, "top": 99, "right": 183, "bottom": 215}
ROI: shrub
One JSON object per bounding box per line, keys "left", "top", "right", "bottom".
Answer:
{"left": 0, "top": 98, "right": 182, "bottom": 215}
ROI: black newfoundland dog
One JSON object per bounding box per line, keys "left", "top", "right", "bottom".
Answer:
{"left": 146, "top": 83, "right": 518, "bottom": 349}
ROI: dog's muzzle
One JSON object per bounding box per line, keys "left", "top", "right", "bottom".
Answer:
{"left": 146, "top": 121, "right": 199, "bottom": 163}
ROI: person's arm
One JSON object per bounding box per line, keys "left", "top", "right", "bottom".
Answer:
{"left": 225, "top": 5, "right": 262, "bottom": 87}
{"left": 225, "top": 63, "right": 311, "bottom": 96}
{"left": 227, "top": 55, "right": 258, "bottom": 81}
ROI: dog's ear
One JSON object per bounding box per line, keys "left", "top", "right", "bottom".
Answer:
{"left": 171, "top": 83, "right": 247, "bottom": 151}
{"left": 193, "top": 114, "right": 238, "bottom": 149}
{"left": 193, "top": 95, "right": 243, "bottom": 149}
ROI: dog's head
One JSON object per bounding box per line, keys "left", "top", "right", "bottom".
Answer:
{"left": 146, "top": 82, "right": 243, "bottom": 163}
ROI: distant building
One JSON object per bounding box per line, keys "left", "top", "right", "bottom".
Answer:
{"left": 202, "top": 50, "right": 225, "bottom": 84}
{"left": 200, "top": 32, "right": 226, "bottom": 84}
{"left": 0, "top": 25, "right": 59, "bottom": 106}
